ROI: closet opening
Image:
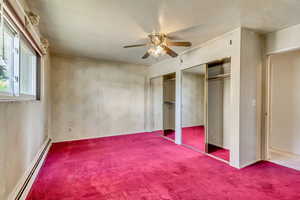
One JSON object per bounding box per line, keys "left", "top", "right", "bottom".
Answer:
{"left": 163, "top": 73, "right": 176, "bottom": 140}
{"left": 150, "top": 73, "right": 176, "bottom": 142}
{"left": 206, "top": 58, "right": 231, "bottom": 162}
{"left": 266, "top": 50, "right": 300, "bottom": 170}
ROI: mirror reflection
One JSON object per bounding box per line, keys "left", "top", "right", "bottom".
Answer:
{"left": 206, "top": 59, "right": 231, "bottom": 161}
{"left": 150, "top": 76, "right": 164, "bottom": 137}
{"left": 181, "top": 65, "right": 206, "bottom": 151}
{"left": 150, "top": 73, "right": 176, "bottom": 141}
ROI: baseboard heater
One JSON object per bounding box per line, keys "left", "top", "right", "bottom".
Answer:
{"left": 15, "top": 138, "right": 51, "bottom": 200}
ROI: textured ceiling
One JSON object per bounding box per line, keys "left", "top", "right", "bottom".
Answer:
{"left": 28, "top": 0, "right": 300, "bottom": 65}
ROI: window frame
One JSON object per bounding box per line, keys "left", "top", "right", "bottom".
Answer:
{"left": 19, "top": 35, "right": 38, "bottom": 96}
{"left": 0, "top": 14, "right": 40, "bottom": 102}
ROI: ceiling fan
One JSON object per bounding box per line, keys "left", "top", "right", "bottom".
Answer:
{"left": 123, "top": 33, "right": 192, "bottom": 59}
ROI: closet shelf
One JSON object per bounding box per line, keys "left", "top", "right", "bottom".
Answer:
{"left": 164, "top": 78, "right": 176, "bottom": 82}
{"left": 164, "top": 100, "right": 176, "bottom": 104}
{"left": 208, "top": 73, "right": 231, "bottom": 80}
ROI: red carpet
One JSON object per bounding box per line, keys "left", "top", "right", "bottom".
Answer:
{"left": 182, "top": 126, "right": 205, "bottom": 151}
{"left": 163, "top": 129, "right": 175, "bottom": 140}
{"left": 208, "top": 143, "right": 230, "bottom": 161}
{"left": 153, "top": 129, "right": 175, "bottom": 140}
{"left": 182, "top": 126, "right": 230, "bottom": 161}
{"left": 27, "top": 133, "right": 300, "bottom": 200}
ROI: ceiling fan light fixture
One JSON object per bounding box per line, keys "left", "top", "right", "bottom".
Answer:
{"left": 148, "top": 45, "right": 166, "bottom": 57}
{"left": 124, "top": 32, "right": 191, "bottom": 59}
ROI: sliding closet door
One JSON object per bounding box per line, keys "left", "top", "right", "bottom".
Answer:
{"left": 150, "top": 77, "right": 163, "bottom": 135}
{"left": 181, "top": 64, "right": 206, "bottom": 151}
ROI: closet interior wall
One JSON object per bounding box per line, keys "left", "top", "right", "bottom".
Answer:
{"left": 163, "top": 75, "right": 176, "bottom": 132}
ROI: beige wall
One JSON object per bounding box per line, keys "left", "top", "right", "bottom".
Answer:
{"left": 181, "top": 72, "right": 205, "bottom": 127}
{"left": 270, "top": 50, "right": 300, "bottom": 155}
{"left": 239, "top": 29, "right": 263, "bottom": 167}
{"left": 266, "top": 24, "right": 300, "bottom": 55}
{"left": 50, "top": 55, "right": 148, "bottom": 142}
{"left": 0, "top": 53, "right": 51, "bottom": 200}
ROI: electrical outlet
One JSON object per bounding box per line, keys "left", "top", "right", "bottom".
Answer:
{"left": 252, "top": 99, "right": 256, "bottom": 107}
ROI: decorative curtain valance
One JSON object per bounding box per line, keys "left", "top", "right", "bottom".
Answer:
{"left": 3, "top": 0, "right": 49, "bottom": 56}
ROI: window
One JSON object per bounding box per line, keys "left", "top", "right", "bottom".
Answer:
{"left": 0, "top": 16, "right": 39, "bottom": 100}
{"left": 20, "top": 39, "right": 37, "bottom": 96}
{"left": 0, "top": 22, "right": 15, "bottom": 96}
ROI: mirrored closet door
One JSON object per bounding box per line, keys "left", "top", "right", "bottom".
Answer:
{"left": 150, "top": 73, "right": 176, "bottom": 141}
{"left": 181, "top": 65, "right": 206, "bottom": 151}
{"left": 150, "top": 76, "right": 164, "bottom": 137}
{"left": 206, "top": 58, "right": 231, "bottom": 162}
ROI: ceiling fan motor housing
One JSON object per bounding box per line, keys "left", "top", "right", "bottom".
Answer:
{"left": 149, "top": 33, "right": 166, "bottom": 46}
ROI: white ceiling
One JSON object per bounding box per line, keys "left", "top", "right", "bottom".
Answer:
{"left": 28, "top": 0, "right": 300, "bottom": 65}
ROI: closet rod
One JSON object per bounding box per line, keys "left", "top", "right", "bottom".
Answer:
{"left": 208, "top": 73, "right": 231, "bottom": 80}
{"left": 164, "top": 78, "right": 176, "bottom": 81}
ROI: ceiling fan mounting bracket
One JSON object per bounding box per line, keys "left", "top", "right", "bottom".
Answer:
{"left": 148, "top": 33, "right": 166, "bottom": 46}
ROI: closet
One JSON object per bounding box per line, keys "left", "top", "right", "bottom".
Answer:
{"left": 163, "top": 73, "right": 176, "bottom": 140}
{"left": 150, "top": 73, "right": 176, "bottom": 141}
{"left": 206, "top": 58, "right": 231, "bottom": 162}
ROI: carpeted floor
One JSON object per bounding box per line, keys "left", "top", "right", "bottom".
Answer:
{"left": 182, "top": 126, "right": 230, "bottom": 161}
{"left": 26, "top": 133, "right": 300, "bottom": 200}
{"left": 153, "top": 129, "right": 175, "bottom": 140}
{"left": 182, "top": 126, "right": 205, "bottom": 151}
{"left": 208, "top": 143, "right": 230, "bottom": 161}
{"left": 163, "top": 129, "right": 175, "bottom": 140}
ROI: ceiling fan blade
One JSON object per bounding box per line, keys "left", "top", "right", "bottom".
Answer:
{"left": 162, "top": 45, "right": 178, "bottom": 57}
{"left": 142, "top": 52, "right": 150, "bottom": 59}
{"left": 123, "top": 44, "right": 147, "bottom": 48}
{"left": 166, "top": 41, "right": 192, "bottom": 47}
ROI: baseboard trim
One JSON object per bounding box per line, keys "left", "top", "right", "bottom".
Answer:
{"left": 269, "top": 147, "right": 300, "bottom": 157}
{"left": 53, "top": 130, "right": 147, "bottom": 143}
{"left": 239, "top": 159, "right": 262, "bottom": 169}
{"left": 181, "top": 125, "right": 205, "bottom": 129}
{"left": 8, "top": 138, "right": 52, "bottom": 200}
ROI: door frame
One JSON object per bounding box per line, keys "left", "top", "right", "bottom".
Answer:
{"left": 264, "top": 55, "right": 272, "bottom": 160}
{"left": 204, "top": 64, "right": 209, "bottom": 153}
